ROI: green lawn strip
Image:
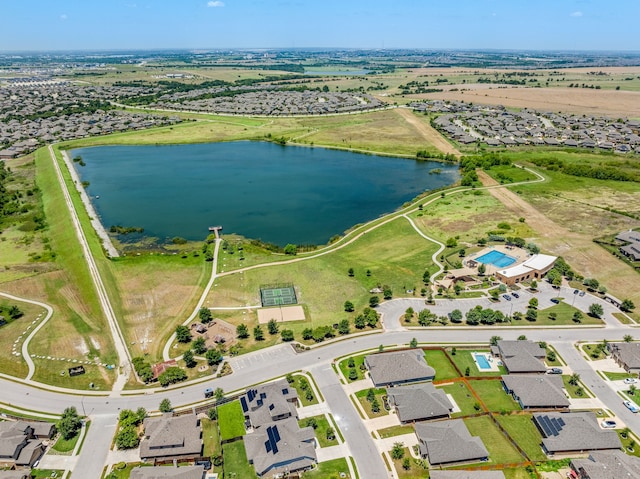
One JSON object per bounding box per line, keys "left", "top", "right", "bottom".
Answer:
{"left": 355, "top": 388, "right": 389, "bottom": 419}
{"left": 496, "top": 414, "right": 546, "bottom": 462}
{"left": 423, "top": 349, "right": 459, "bottom": 381}
{"left": 327, "top": 414, "right": 345, "bottom": 442}
{"left": 31, "top": 470, "right": 66, "bottom": 479}
{"left": 391, "top": 447, "right": 428, "bottom": 479}
{"left": 603, "top": 371, "right": 636, "bottom": 381}
{"left": 349, "top": 457, "right": 360, "bottom": 479}
{"left": 222, "top": 440, "right": 255, "bottom": 478}
{"left": 50, "top": 430, "right": 81, "bottom": 454}
{"left": 533, "top": 301, "right": 602, "bottom": 326}
{"left": 302, "top": 458, "right": 352, "bottom": 479}
{"left": 467, "top": 380, "right": 521, "bottom": 412}
{"left": 290, "top": 374, "right": 319, "bottom": 406}
{"left": 217, "top": 400, "right": 246, "bottom": 441}
{"left": 613, "top": 312, "right": 636, "bottom": 325}
{"left": 463, "top": 415, "right": 524, "bottom": 465}
{"left": 201, "top": 418, "right": 223, "bottom": 476}
{"left": 544, "top": 345, "right": 565, "bottom": 367}
{"left": 535, "top": 458, "right": 572, "bottom": 472}
{"left": 338, "top": 354, "right": 367, "bottom": 383}
{"left": 438, "top": 382, "right": 481, "bottom": 417}
{"left": 561, "top": 375, "right": 591, "bottom": 398}
{"left": 102, "top": 463, "right": 146, "bottom": 479}
{"left": 377, "top": 424, "right": 414, "bottom": 439}
{"left": 618, "top": 430, "right": 640, "bottom": 458}
{"left": 581, "top": 343, "right": 608, "bottom": 360}
{"left": 450, "top": 350, "right": 505, "bottom": 377}
{"left": 298, "top": 415, "right": 338, "bottom": 448}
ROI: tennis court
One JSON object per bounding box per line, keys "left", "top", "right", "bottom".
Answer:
{"left": 260, "top": 284, "right": 297, "bottom": 307}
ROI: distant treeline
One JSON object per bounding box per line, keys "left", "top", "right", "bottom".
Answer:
{"left": 529, "top": 156, "right": 638, "bottom": 182}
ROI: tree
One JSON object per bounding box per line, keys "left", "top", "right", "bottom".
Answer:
{"left": 568, "top": 373, "right": 580, "bottom": 386}
{"left": 198, "top": 307, "right": 213, "bottom": 324}
{"left": 208, "top": 408, "right": 218, "bottom": 421}
{"left": 57, "top": 407, "right": 82, "bottom": 440}
{"left": 371, "top": 398, "right": 381, "bottom": 413}
{"left": 344, "top": 300, "right": 354, "bottom": 312}
{"left": 236, "top": 324, "right": 249, "bottom": 339}
{"left": 458, "top": 248, "right": 466, "bottom": 257}
{"left": 205, "top": 348, "right": 223, "bottom": 366}
{"left": 589, "top": 303, "right": 604, "bottom": 318}
{"left": 115, "top": 425, "right": 139, "bottom": 449}
{"left": 517, "top": 335, "right": 527, "bottom": 341}
{"left": 326, "top": 427, "right": 335, "bottom": 441}
{"left": 348, "top": 368, "right": 358, "bottom": 380}
{"left": 547, "top": 350, "right": 557, "bottom": 362}
{"left": 383, "top": 287, "right": 393, "bottom": 300}
{"left": 175, "top": 325, "right": 191, "bottom": 343}
{"left": 528, "top": 298, "right": 538, "bottom": 309}
{"left": 490, "top": 335, "right": 502, "bottom": 346}
{"left": 450, "top": 309, "right": 463, "bottom": 323}
{"left": 158, "top": 367, "right": 187, "bottom": 387}
{"left": 624, "top": 334, "right": 634, "bottom": 343}
{"left": 422, "top": 270, "right": 430, "bottom": 284}
{"left": 530, "top": 279, "right": 538, "bottom": 290}
{"left": 338, "top": 319, "right": 350, "bottom": 335}
{"left": 369, "top": 296, "right": 380, "bottom": 308}
{"left": 454, "top": 283, "right": 463, "bottom": 295}
{"left": 8, "top": 305, "right": 23, "bottom": 319}
{"left": 348, "top": 267, "right": 355, "bottom": 277}
{"left": 445, "top": 237, "right": 458, "bottom": 248}
{"left": 366, "top": 269, "right": 372, "bottom": 277}
{"left": 192, "top": 337, "right": 207, "bottom": 355}
{"left": 465, "top": 366, "right": 470, "bottom": 377}
{"left": 267, "top": 319, "right": 279, "bottom": 335}
{"left": 477, "top": 263, "right": 486, "bottom": 276}
{"left": 573, "top": 311, "right": 583, "bottom": 323}
{"left": 215, "top": 387, "right": 225, "bottom": 402}
{"left": 525, "top": 308, "right": 538, "bottom": 322}
{"left": 366, "top": 388, "right": 376, "bottom": 403}
{"left": 281, "top": 329, "right": 294, "bottom": 342}
{"left": 410, "top": 337, "right": 418, "bottom": 348}
{"left": 253, "top": 325, "right": 264, "bottom": 341}
{"left": 159, "top": 398, "right": 173, "bottom": 413}
{"left": 183, "top": 350, "right": 196, "bottom": 368}
{"left": 402, "top": 458, "right": 411, "bottom": 471}
{"left": 391, "top": 442, "right": 405, "bottom": 460}
{"left": 283, "top": 244, "right": 297, "bottom": 255}
{"left": 622, "top": 299, "right": 636, "bottom": 312}
{"left": 404, "top": 307, "right": 414, "bottom": 323}
{"left": 302, "top": 328, "right": 314, "bottom": 340}
{"left": 365, "top": 308, "right": 379, "bottom": 328}
{"left": 630, "top": 385, "right": 637, "bottom": 396}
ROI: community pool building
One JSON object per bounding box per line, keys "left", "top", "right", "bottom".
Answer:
{"left": 495, "top": 253, "right": 557, "bottom": 286}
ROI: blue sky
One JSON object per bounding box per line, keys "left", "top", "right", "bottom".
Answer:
{"left": 2, "top": 0, "right": 638, "bottom": 52}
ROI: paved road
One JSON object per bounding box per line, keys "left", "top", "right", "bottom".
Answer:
{"left": 72, "top": 414, "right": 118, "bottom": 479}
{"left": 48, "top": 145, "right": 131, "bottom": 390}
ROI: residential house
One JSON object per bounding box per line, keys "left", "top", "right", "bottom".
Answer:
{"left": 244, "top": 417, "right": 317, "bottom": 478}
{"left": 386, "top": 383, "right": 453, "bottom": 423}
{"left": 139, "top": 413, "right": 202, "bottom": 462}
{"left": 570, "top": 450, "right": 640, "bottom": 479}
{"left": 240, "top": 379, "right": 299, "bottom": 428}
{"left": 414, "top": 419, "right": 489, "bottom": 466}
{"left": 491, "top": 340, "right": 547, "bottom": 374}
{"left": 608, "top": 342, "right": 640, "bottom": 375}
{"left": 0, "top": 471, "right": 30, "bottom": 479}
{"left": 0, "top": 421, "right": 45, "bottom": 468}
{"left": 533, "top": 412, "right": 621, "bottom": 455}
{"left": 129, "top": 465, "right": 205, "bottom": 479}
{"left": 501, "top": 375, "right": 570, "bottom": 410}
{"left": 365, "top": 350, "right": 435, "bottom": 387}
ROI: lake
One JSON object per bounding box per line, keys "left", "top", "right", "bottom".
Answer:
{"left": 71, "top": 142, "right": 459, "bottom": 246}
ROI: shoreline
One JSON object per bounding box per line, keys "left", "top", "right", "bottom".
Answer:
{"left": 60, "top": 150, "right": 120, "bottom": 258}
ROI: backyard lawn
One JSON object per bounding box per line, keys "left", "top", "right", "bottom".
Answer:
{"left": 217, "top": 400, "right": 246, "bottom": 441}
{"left": 222, "top": 440, "right": 255, "bottom": 479}
{"left": 464, "top": 416, "right": 524, "bottom": 465}
{"left": 438, "top": 382, "right": 481, "bottom": 417}
{"left": 424, "top": 349, "right": 459, "bottom": 381}
{"left": 467, "top": 380, "right": 521, "bottom": 412}
{"left": 302, "top": 458, "right": 352, "bottom": 479}
{"left": 201, "top": 418, "right": 223, "bottom": 475}
{"left": 496, "top": 414, "right": 546, "bottom": 462}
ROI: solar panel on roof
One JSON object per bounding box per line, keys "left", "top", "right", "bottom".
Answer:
{"left": 240, "top": 396, "right": 248, "bottom": 413}
{"left": 558, "top": 417, "right": 565, "bottom": 427}
{"left": 273, "top": 426, "right": 281, "bottom": 442}
{"left": 282, "top": 388, "right": 288, "bottom": 395}
{"left": 550, "top": 417, "right": 564, "bottom": 434}
{"left": 537, "top": 415, "right": 554, "bottom": 437}
{"left": 265, "top": 439, "right": 272, "bottom": 453}
{"left": 266, "top": 425, "right": 279, "bottom": 454}
{"left": 248, "top": 389, "right": 256, "bottom": 402}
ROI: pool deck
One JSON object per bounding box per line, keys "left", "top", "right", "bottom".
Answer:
{"left": 471, "top": 351, "right": 502, "bottom": 372}
{"left": 465, "top": 245, "right": 529, "bottom": 276}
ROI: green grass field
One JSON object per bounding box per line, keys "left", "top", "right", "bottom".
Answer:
{"left": 424, "top": 349, "right": 459, "bottom": 381}
{"left": 338, "top": 354, "right": 368, "bottom": 383}
{"left": 217, "top": 401, "right": 246, "bottom": 441}
{"left": 603, "top": 371, "right": 635, "bottom": 381}
{"left": 438, "top": 382, "right": 480, "bottom": 417}
{"left": 222, "top": 440, "right": 255, "bottom": 479}
{"left": 302, "top": 458, "right": 352, "bottom": 479}
{"left": 201, "top": 418, "right": 223, "bottom": 476}
{"left": 496, "top": 415, "right": 546, "bottom": 462}
{"left": 299, "top": 415, "right": 338, "bottom": 448}
{"left": 463, "top": 415, "right": 524, "bottom": 465}
{"left": 289, "top": 374, "right": 320, "bottom": 406}
{"left": 467, "top": 380, "right": 521, "bottom": 412}
{"left": 355, "top": 388, "right": 389, "bottom": 419}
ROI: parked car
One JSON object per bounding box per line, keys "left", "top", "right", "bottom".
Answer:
{"left": 550, "top": 298, "right": 560, "bottom": 304}
{"left": 204, "top": 387, "right": 214, "bottom": 398}
{"left": 547, "top": 367, "right": 563, "bottom": 374}
{"left": 579, "top": 291, "right": 586, "bottom": 297}
{"left": 512, "top": 292, "right": 520, "bottom": 298}
{"left": 601, "top": 420, "right": 617, "bottom": 428}
{"left": 573, "top": 289, "right": 579, "bottom": 295}
{"left": 624, "top": 378, "right": 637, "bottom": 384}
{"left": 503, "top": 294, "right": 511, "bottom": 301}
{"left": 624, "top": 400, "right": 640, "bottom": 413}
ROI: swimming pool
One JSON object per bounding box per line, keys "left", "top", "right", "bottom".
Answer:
{"left": 475, "top": 250, "right": 517, "bottom": 268}
{"left": 473, "top": 353, "right": 492, "bottom": 370}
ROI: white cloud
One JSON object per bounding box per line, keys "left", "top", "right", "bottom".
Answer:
{"left": 570, "top": 11, "right": 583, "bottom": 17}
{"left": 60, "top": 13, "right": 68, "bottom": 20}
{"left": 207, "top": 1, "right": 225, "bottom": 6}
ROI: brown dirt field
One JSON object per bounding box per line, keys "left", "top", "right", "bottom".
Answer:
{"left": 478, "top": 171, "right": 640, "bottom": 302}
{"left": 257, "top": 305, "right": 305, "bottom": 324}
{"left": 393, "top": 108, "right": 461, "bottom": 157}
{"left": 425, "top": 87, "right": 640, "bottom": 117}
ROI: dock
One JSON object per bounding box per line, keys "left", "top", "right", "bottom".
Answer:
{"left": 208, "top": 225, "right": 223, "bottom": 239}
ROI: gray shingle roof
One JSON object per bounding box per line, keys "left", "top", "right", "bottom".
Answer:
{"left": 496, "top": 340, "right": 547, "bottom": 373}
{"left": 129, "top": 466, "right": 205, "bottom": 479}
{"left": 609, "top": 342, "right": 640, "bottom": 370}
{"left": 244, "top": 417, "right": 316, "bottom": 477}
{"left": 414, "top": 419, "right": 488, "bottom": 465}
{"left": 365, "top": 350, "right": 435, "bottom": 386}
{"left": 533, "top": 412, "right": 621, "bottom": 454}
{"left": 502, "top": 375, "right": 570, "bottom": 409}
{"left": 140, "top": 414, "right": 202, "bottom": 460}
{"left": 571, "top": 450, "right": 640, "bottom": 479}
{"left": 0, "top": 471, "right": 29, "bottom": 479}
{"left": 386, "top": 383, "right": 453, "bottom": 423}
{"left": 240, "top": 378, "right": 299, "bottom": 428}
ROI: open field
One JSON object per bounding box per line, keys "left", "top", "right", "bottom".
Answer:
{"left": 0, "top": 297, "right": 45, "bottom": 378}
{"left": 496, "top": 415, "right": 546, "bottom": 462}
{"left": 468, "top": 380, "right": 521, "bottom": 412}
